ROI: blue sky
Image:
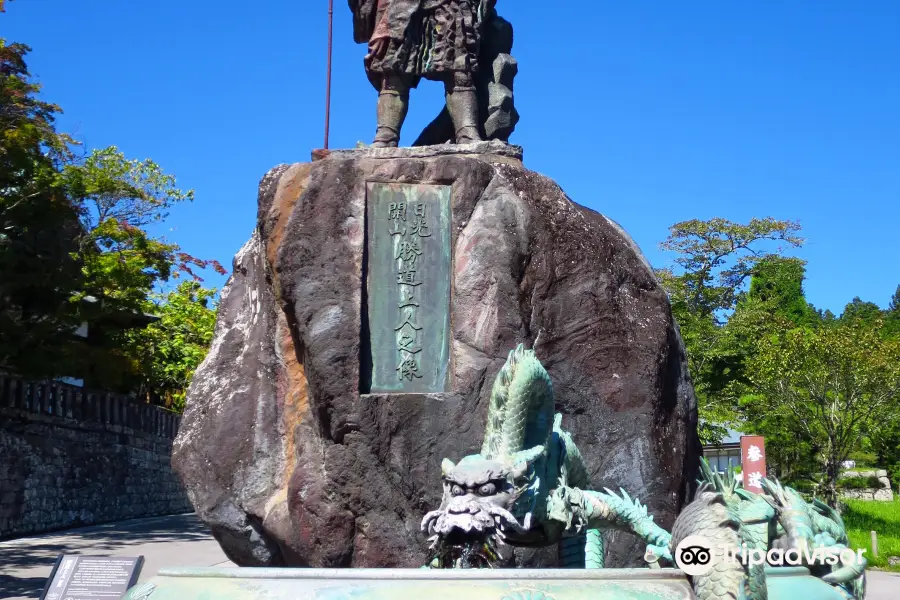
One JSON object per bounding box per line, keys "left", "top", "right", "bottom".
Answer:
{"left": 5, "top": 1, "right": 899, "bottom": 313}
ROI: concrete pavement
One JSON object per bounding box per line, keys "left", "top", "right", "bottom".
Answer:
{"left": 866, "top": 570, "right": 900, "bottom": 600}
{"left": 0, "top": 513, "right": 897, "bottom": 599}
{"left": 0, "top": 513, "right": 233, "bottom": 599}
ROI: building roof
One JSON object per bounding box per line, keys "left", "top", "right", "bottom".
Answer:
{"left": 80, "top": 295, "right": 160, "bottom": 327}
{"left": 720, "top": 428, "right": 745, "bottom": 445}
{"left": 700, "top": 421, "right": 748, "bottom": 448}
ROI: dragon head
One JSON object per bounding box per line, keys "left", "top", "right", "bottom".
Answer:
{"left": 421, "top": 345, "right": 556, "bottom": 567}
{"left": 421, "top": 452, "right": 544, "bottom": 567}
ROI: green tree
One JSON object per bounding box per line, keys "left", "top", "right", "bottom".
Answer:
{"left": 744, "top": 320, "right": 900, "bottom": 506}
{"left": 658, "top": 217, "right": 804, "bottom": 319}
{"left": 122, "top": 282, "right": 218, "bottom": 411}
{"left": 740, "top": 392, "right": 822, "bottom": 485}
{"left": 63, "top": 146, "right": 221, "bottom": 317}
{"left": 657, "top": 217, "right": 804, "bottom": 443}
{"left": 59, "top": 148, "right": 223, "bottom": 394}
{"left": 885, "top": 285, "right": 900, "bottom": 339}
{"left": 722, "top": 258, "right": 825, "bottom": 479}
{"left": 746, "top": 256, "right": 819, "bottom": 328}
{"left": 868, "top": 416, "right": 900, "bottom": 491}
{"left": 840, "top": 297, "right": 883, "bottom": 327}
{"left": 0, "top": 39, "right": 82, "bottom": 376}
{"left": 0, "top": 38, "right": 225, "bottom": 396}
{"left": 818, "top": 308, "right": 837, "bottom": 324}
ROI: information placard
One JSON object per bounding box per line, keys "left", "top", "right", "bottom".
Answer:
{"left": 40, "top": 555, "right": 143, "bottom": 600}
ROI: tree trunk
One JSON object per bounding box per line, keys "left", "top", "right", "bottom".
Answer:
{"left": 823, "top": 458, "right": 839, "bottom": 508}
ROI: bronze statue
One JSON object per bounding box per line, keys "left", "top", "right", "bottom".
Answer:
{"left": 350, "top": 0, "right": 512, "bottom": 148}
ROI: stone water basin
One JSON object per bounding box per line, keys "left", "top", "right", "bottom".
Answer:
{"left": 122, "top": 567, "right": 847, "bottom": 600}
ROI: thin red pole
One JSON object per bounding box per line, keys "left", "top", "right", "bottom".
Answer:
{"left": 325, "top": 0, "right": 334, "bottom": 149}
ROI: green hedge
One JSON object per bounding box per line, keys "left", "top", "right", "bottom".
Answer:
{"left": 838, "top": 475, "right": 883, "bottom": 490}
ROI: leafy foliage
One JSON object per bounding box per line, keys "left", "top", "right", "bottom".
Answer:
{"left": 744, "top": 320, "right": 900, "bottom": 505}
{"left": 658, "top": 217, "right": 803, "bottom": 320}
{"left": 657, "top": 217, "right": 804, "bottom": 443}
{"left": 63, "top": 146, "right": 194, "bottom": 230}
{"left": 746, "top": 257, "right": 819, "bottom": 328}
{"left": 884, "top": 285, "right": 900, "bottom": 338}
{"left": 837, "top": 475, "right": 883, "bottom": 490}
{"left": 869, "top": 418, "right": 900, "bottom": 493}
{"left": 0, "top": 39, "right": 82, "bottom": 375}
{"left": 63, "top": 147, "right": 224, "bottom": 314}
{"left": 0, "top": 38, "right": 224, "bottom": 407}
{"left": 840, "top": 297, "right": 883, "bottom": 328}
{"left": 122, "top": 282, "right": 218, "bottom": 411}
{"left": 659, "top": 216, "right": 900, "bottom": 501}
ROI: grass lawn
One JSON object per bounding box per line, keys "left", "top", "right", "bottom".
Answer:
{"left": 842, "top": 497, "right": 900, "bottom": 572}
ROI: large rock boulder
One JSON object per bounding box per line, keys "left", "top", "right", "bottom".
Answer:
{"left": 173, "top": 143, "right": 700, "bottom": 568}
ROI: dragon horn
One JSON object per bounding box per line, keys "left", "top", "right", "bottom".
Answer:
{"left": 697, "top": 457, "right": 716, "bottom": 487}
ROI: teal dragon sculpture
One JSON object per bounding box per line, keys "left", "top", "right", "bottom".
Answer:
{"left": 420, "top": 344, "right": 672, "bottom": 568}
{"left": 667, "top": 460, "right": 866, "bottom": 600}
{"left": 421, "top": 345, "right": 865, "bottom": 600}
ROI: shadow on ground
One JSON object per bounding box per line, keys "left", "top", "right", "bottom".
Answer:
{"left": 0, "top": 575, "right": 48, "bottom": 599}
{"left": 0, "top": 513, "right": 214, "bottom": 599}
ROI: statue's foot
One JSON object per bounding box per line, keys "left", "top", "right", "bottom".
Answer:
{"left": 455, "top": 127, "right": 482, "bottom": 144}
{"left": 372, "top": 127, "right": 400, "bottom": 148}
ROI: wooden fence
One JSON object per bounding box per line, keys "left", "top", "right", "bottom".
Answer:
{"left": 0, "top": 373, "right": 182, "bottom": 440}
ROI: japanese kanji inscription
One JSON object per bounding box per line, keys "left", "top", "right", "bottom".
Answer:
{"left": 365, "top": 183, "right": 451, "bottom": 393}
{"left": 740, "top": 435, "right": 768, "bottom": 494}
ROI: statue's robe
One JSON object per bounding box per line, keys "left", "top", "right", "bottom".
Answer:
{"left": 350, "top": 0, "right": 487, "bottom": 84}
{"left": 350, "top": 0, "right": 419, "bottom": 45}
{"left": 349, "top": 0, "right": 378, "bottom": 43}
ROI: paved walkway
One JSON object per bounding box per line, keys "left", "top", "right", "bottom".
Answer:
{"left": 0, "top": 514, "right": 897, "bottom": 599}
{"left": 866, "top": 570, "right": 900, "bottom": 600}
{"left": 0, "top": 513, "right": 233, "bottom": 599}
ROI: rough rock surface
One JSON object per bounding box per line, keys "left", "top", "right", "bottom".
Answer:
{"left": 173, "top": 147, "right": 701, "bottom": 568}
{"left": 840, "top": 488, "right": 895, "bottom": 502}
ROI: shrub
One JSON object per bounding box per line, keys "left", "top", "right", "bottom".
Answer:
{"left": 838, "top": 475, "right": 883, "bottom": 490}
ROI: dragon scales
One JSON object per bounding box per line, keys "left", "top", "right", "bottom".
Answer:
{"left": 420, "top": 345, "right": 865, "bottom": 600}
{"left": 420, "top": 344, "right": 672, "bottom": 568}
{"left": 666, "top": 462, "right": 867, "bottom": 600}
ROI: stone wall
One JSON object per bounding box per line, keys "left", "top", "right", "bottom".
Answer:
{"left": 839, "top": 470, "right": 895, "bottom": 502}
{"left": 0, "top": 375, "right": 191, "bottom": 538}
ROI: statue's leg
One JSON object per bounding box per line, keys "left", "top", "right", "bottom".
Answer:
{"left": 445, "top": 71, "right": 482, "bottom": 144}
{"left": 373, "top": 74, "right": 409, "bottom": 148}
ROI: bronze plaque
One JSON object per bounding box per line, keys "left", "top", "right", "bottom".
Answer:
{"left": 365, "top": 183, "right": 451, "bottom": 394}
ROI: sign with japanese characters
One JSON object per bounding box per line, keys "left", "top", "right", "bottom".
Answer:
{"left": 365, "top": 183, "right": 451, "bottom": 394}
{"left": 740, "top": 435, "right": 767, "bottom": 494}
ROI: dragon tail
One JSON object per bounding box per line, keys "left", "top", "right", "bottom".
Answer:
{"left": 558, "top": 528, "right": 604, "bottom": 568}
{"left": 585, "top": 528, "right": 604, "bottom": 568}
